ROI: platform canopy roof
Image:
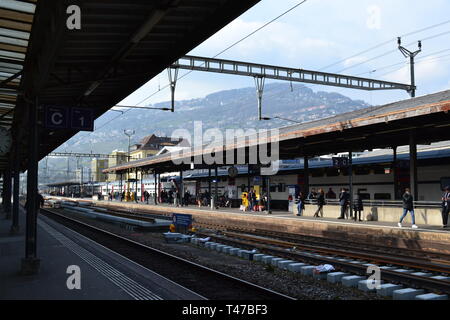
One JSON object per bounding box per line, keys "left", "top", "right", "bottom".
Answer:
{"left": 0, "top": 0, "right": 260, "bottom": 171}
{"left": 103, "top": 90, "right": 450, "bottom": 174}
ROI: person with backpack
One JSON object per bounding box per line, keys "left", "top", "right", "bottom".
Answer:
{"left": 398, "top": 188, "right": 418, "bottom": 229}
{"left": 441, "top": 186, "right": 450, "bottom": 229}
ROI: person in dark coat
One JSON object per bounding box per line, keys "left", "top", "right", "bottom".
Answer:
{"left": 338, "top": 188, "right": 350, "bottom": 219}
{"left": 441, "top": 186, "right": 450, "bottom": 229}
{"left": 144, "top": 190, "right": 150, "bottom": 204}
{"left": 326, "top": 187, "right": 337, "bottom": 199}
{"left": 295, "top": 192, "right": 305, "bottom": 217}
{"left": 314, "top": 189, "right": 325, "bottom": 218}
{"left": 353, "top": 192, "right": 364, "bottom": 222}
{"left": 399, "top": 188, "right": 418, "bottom": 229}
{"left": 250, "top": 189, "right": 257, "bottom": 211}
{"left": 38, "top": 193, "right": 45, "bottom": 208}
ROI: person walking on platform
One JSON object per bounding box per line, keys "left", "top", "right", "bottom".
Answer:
{"left": 353, "top": 192, "right": 364, "bottom": 222}
{"left": 398, "top": 188, "right": 418, "bottom": 229}
{"left": 314, "top": 189, "right": 325, "bottom": 218}
{"left": 144, "top": 190, "right": 150, "bottom": 204}
{"left": 338, "top": 188, "right": 350, "bottom": 220}
{"left": 442, "top": 186, "right": 450, "bottom": 229}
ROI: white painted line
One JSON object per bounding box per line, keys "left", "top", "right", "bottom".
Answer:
{"left": 38, "top": 219, "right": 162, "bottom": 300}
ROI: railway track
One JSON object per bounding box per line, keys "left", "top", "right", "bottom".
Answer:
{"left": 48, "top": 201, "right": 450, "bottom": 295}
{"left": 194, "top": 228, "right": 450, "bottom": 295}
{"left": 193, "top": 224, "right": 450, "bottom": 273}
{"left": 41, "top": 208, "right": 294, "bottom": 301}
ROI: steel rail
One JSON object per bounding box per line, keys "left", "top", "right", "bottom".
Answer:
{"left": 199, "top": 231, "right": 450, "bottom": 295}
{"left": 41, "top": 208, "right": 294, "bottom": 301}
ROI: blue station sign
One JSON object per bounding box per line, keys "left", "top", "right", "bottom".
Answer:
{"left": 172, "top": 213, "right": 193, "bottom": 227}
{"left": 44, "top": 106, "right": 94, "bottom": 132}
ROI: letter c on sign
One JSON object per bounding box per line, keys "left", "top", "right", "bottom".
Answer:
{"left": 52, "top": 112, "right": 63, "bottom": 125}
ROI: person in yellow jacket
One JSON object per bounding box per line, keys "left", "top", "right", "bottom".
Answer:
{"left": 241, "top": 192, "right": 249, "bottom": 212}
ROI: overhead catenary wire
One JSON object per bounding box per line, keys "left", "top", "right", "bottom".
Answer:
{"left": 96, "top": 8, "right": 450, "bottom": 130}
{"left": 355, "top": 47, "right": 450, "bottom": 77}
{"left": 376, "top": 52, "right": 450, "bottom": 78}
{"left": 335, "top": 30, "right": 450, "bottom": 74}
{"left": 95, "top": 0, "right": 309, "bottom": 131}
{"left": 320, "top": 19, "right": 450, "bottom": 72}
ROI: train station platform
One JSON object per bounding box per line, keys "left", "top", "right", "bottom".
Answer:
{"left": 0, "top": 207, "right": 203, "bottom": 300}
{"left": 48, "top": 197, "right": 450, "bottom": 256}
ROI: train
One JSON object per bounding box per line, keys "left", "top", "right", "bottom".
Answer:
{"left": 90, "top": 146, "right": 450, "bottom": 209}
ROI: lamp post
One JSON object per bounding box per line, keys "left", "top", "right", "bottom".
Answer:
{"left": 397, "top": 37, "right": 422, "bottom": 98}
{"left": 124, "top": 130, "right": 135, "bottom": 201}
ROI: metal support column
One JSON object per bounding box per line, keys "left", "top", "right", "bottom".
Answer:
{"left": 179, "top": 170, "right": 183, "bottom": 207}
{"left": 22, "top": 98, "right": 40, "bottom": 275}
{"left": 393, "top": 146, "right": 399, "bottom": 200}
{"left": 409, "top": 130, "right": 418, "bottom": 200}
{"left": 2, "top": 167, "right": 12, "bottom": 218}
{"left": 119, "top": 173, "right": 123, "bottom": 200}
{"left": 168, "top": 67, "right": 178, "bottom": 113}
{"left": 158, "top": 174, "right": 161, "bottom": 203}
{"left": 304, "top": 156, "right": 310, "bottom": 196}
{"left": 208, "top": 168, "right": 212, "bottom": 196}
{"left": 135, "top": 167, "right": 138, "bottom": 201}
{"left": 266, "top": 176, "right": 272, "bottom": 214}
{"left": 247, "top": 165, "right": 251, "bottom": 192}
{"left": 398, "top": 38, "right": 421, "bottom": 98}
{"left": 140, "top": 169, "right": 143, "bottom": 202}
{"left": 254, "top": 76, "right": 265, "bottom": 121}
{"left": 348, "top": 151, "right": 354, "bottom": 221}
{"left": 11, "top": 149, "right": 20, "bottom": 233}
{"left": 214, "top": 167, "right": 218, "bottom": 209}
{"left": 154, "top": 171, "right": 158, "bottom": 205}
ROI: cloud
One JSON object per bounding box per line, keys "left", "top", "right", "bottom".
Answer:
{"left": 366, "top": 5, "right": 382, "bottom": 30}
{"left": 386, "top": 55, "right": 446, "bottom": 84}
{"left": 343, "top": 56, "right": 369, "bottom": 67}
{"left": 191, "top": 18, "right": 335, "bottom": 62}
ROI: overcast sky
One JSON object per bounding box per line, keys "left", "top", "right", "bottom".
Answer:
{"left": 100, "top": 0, "right": 450, "bottom": 128}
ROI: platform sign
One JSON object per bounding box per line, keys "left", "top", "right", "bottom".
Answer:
{"left": 71, "top": 107, "right": 94, "bottom": 131}
{"left": 44, "top": 105, "right": 94, "bottom": 131}
{"left": 172, "top": 213, "right": 192, "bottom": 234}
{"left": 172, "top": 213, "right": 192, "bottom": 227}
{"left": 45, "top": 106, "right": 69, "bottom": 129}
{"left": 332, "top": 157, "right": 349, "bottom": 168}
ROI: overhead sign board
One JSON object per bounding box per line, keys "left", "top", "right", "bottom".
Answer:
{"left": 332, "top": 157, "right": 349, "bottom": 168}
{"left": 45, "top": 106, "right": 69, "bottom": 130}
{"left": 71, "top": 107, "right": 94, "bottom": 131}
{"left": 172, "top": 213, "right": 192, "bottom": 227}
{"left": 44, "top": 106, "right": 94, "bottom": 132}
